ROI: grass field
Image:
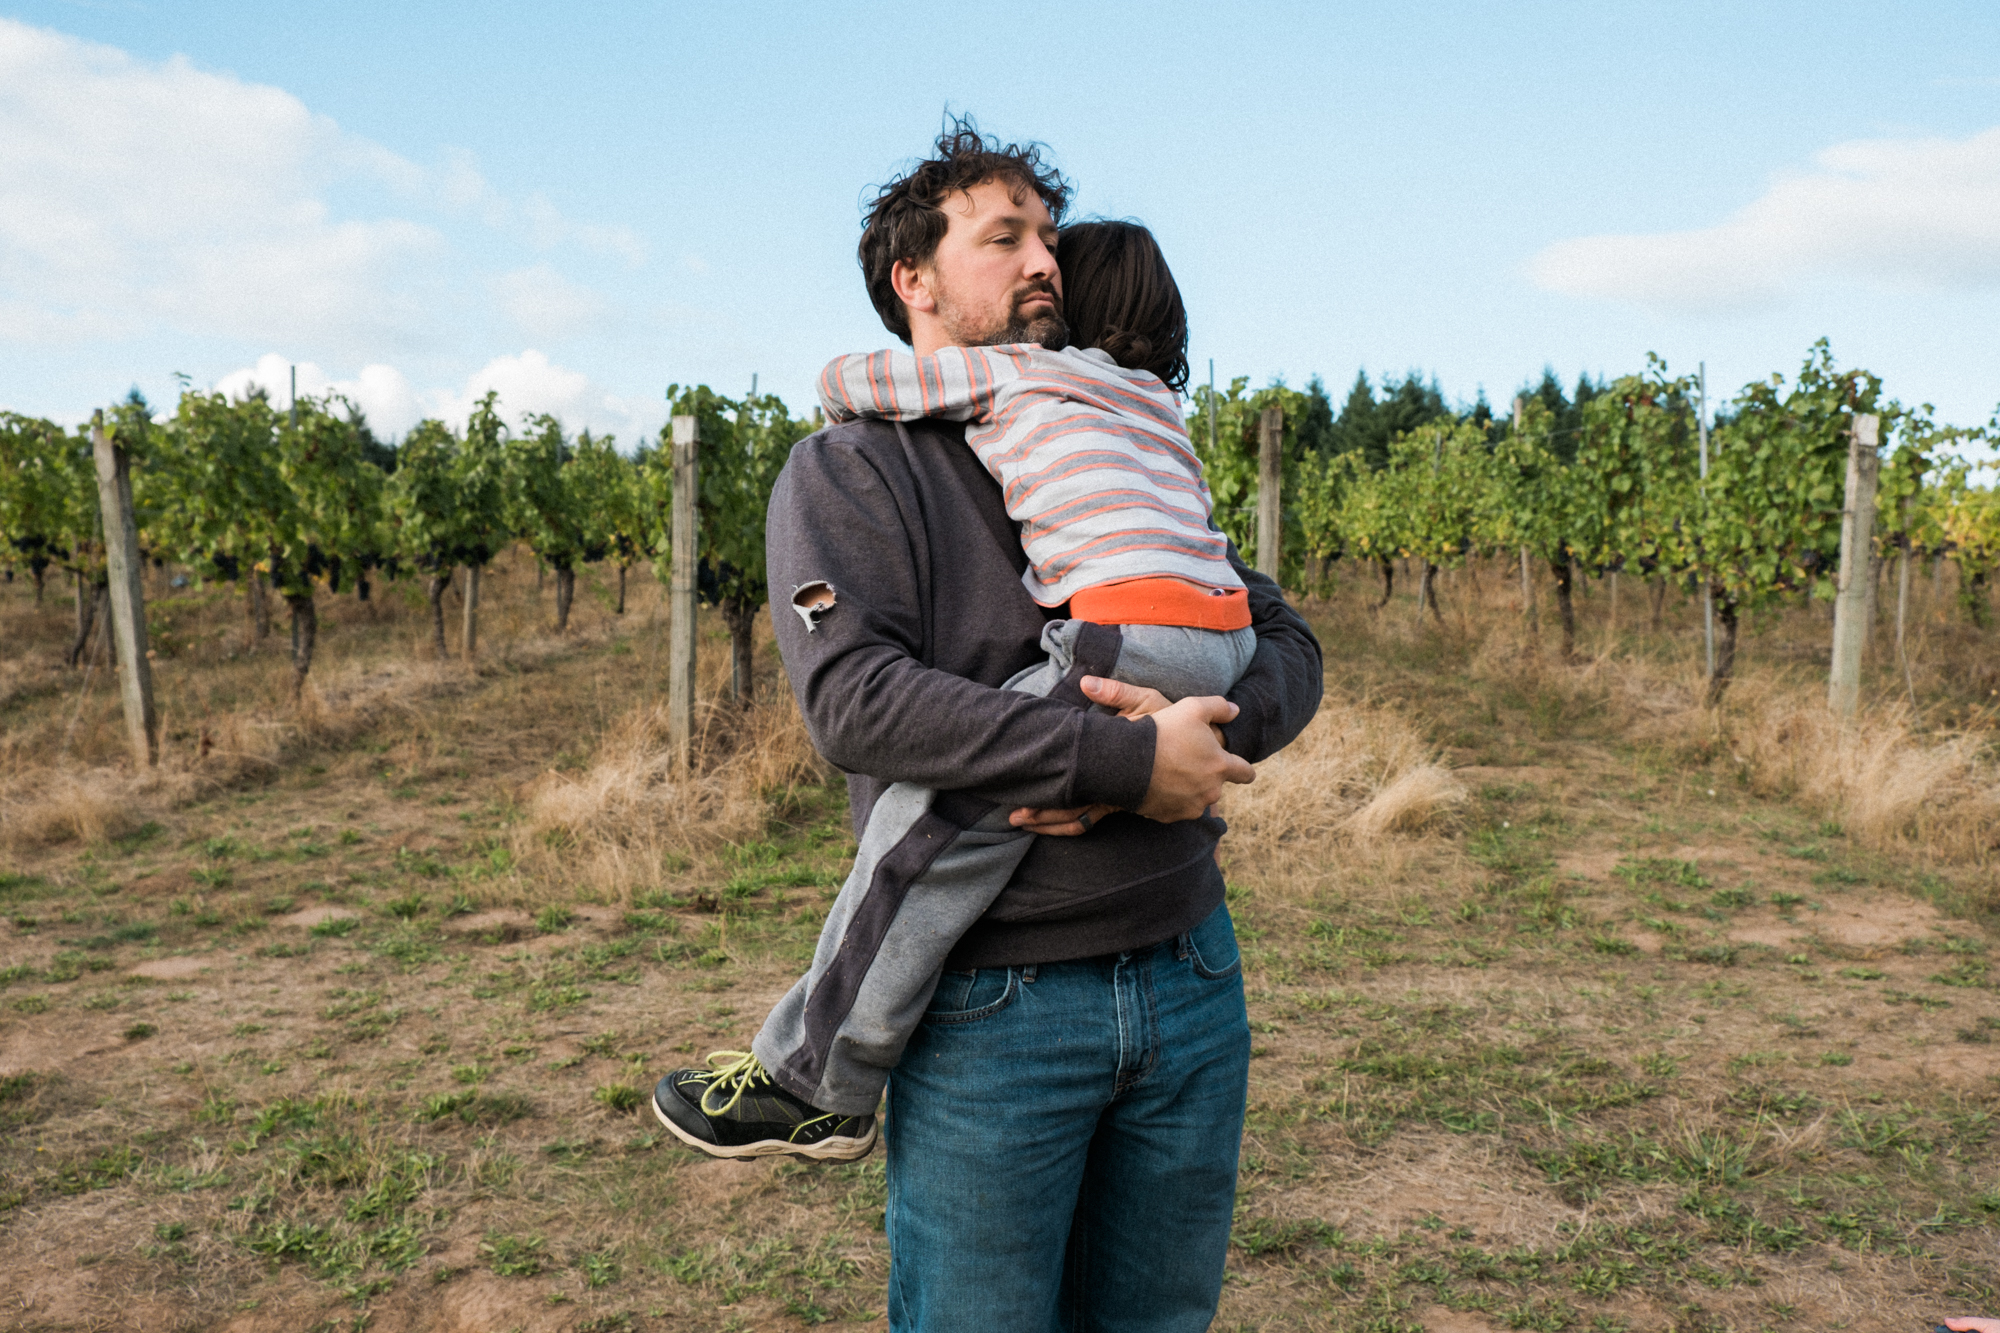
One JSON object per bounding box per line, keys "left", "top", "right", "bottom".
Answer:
{"left": 1, "top": 555, "right": 1995, "bottom": 1332}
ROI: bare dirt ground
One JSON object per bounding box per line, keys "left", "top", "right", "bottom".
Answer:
{"left": 1, "top": 557, "right": 1995, "bottom": 1332}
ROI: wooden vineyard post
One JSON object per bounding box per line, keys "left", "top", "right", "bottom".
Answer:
{"left": 1698, "top": 364, "right": 1716, "bottom": 688}
{"left": 1416, "top": 429, "right": 1443, "bottom": 624}
{"left": 1828, "top": 413, "right": 1880, "bottom": 718}
{"left": 1895, "top": 495, "right": 1915, "bottom": 702}
{"left": 461, "top": 565, "right": 480, "bottom": 662}
{"left": 1256, "top": 406, "right": 1283, "bottom": 579}
{"left": 667, "top": 413, "right": 700, "bottom": 773}
{"left": 89, "top": 411, "right": 158, "bottom": 767}
{"left": 1207, "top": 359, "right": 1217, "bottom": 462}
{"left": 1513, "top": 398, "right": 1537, "bottom": 638}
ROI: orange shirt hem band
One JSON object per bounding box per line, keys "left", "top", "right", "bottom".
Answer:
{"left": 1067, "top": 578, "right": 1252, "bottom": 631}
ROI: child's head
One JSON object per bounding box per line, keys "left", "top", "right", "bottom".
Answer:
{"left": 1056, "top": 220, "right": 1189, "bottom": 394}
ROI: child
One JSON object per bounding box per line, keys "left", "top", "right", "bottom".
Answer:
{"left": 652, "top": 221, "right": 1256, "bottom": 1161}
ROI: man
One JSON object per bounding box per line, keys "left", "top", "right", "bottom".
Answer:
{"left": 670, "top": 121, "right": 1321, "bottom": 1330}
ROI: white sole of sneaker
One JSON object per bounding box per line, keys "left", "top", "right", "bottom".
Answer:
{"left": 652, "top": 1092, "right": 878, "bottom": 1163}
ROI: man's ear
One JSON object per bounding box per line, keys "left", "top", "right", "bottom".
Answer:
{"left": 890, "top": 259, "right": 937, "bottom": 317}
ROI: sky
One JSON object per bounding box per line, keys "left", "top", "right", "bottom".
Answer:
{"left": 3, "top": 0, "right": 1998, "bottom": 455}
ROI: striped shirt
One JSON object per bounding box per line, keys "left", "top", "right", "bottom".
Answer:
{"left": 818, "top": 344, "right": 1243, "bottom": 608}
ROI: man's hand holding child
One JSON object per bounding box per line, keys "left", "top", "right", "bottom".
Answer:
{"left": 1008, "top": 675, "right": 1253, "bottom": 835}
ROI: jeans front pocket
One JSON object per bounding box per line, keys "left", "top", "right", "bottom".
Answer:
{"left": 923, "top": 967, "right": 1019, "bottom": 1024}
{"left": 1182, "top": 904, "right": 1242, "bottom": 981}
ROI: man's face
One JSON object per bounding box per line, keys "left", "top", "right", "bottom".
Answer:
{"left": 908, "top": 177, "right": 1065, "bottom": 352}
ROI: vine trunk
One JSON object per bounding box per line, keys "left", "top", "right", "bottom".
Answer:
{"left": 1549, "top": 557, "right": 1576, "bottom": 659}
{"left": 286, "top": 591, "right": 317, "bottom": 702}
{"left": 723, "top": 595, "right": 757, "bottom": 702}
{"left": 426, "top": 574, "right": 451, "bottom": 659}
{"left": 555, "top": 566, "right": 576, "bottom": 633}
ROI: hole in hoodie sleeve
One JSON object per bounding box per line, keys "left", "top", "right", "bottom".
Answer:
{"left": 791, "top": 581, "right": 836, "bottom": 631}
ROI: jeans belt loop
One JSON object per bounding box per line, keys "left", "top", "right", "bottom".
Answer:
{"left": 1176, "top": 932, "right": 1192, "bottom": 961}
{"left": 1022, "top": 963, "right": 1038, "bottom": 983}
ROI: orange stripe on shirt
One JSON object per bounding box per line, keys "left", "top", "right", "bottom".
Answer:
{"left": 1070, "top": 578, "right": 1251, "bottom": 630}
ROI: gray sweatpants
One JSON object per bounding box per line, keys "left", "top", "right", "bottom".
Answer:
{"left": 751, "top": 617, "right": 1257, "bottom": 1114}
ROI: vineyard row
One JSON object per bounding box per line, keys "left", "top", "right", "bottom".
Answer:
{"left": 4, "top": 340, "right": 1997, "bottom": 713}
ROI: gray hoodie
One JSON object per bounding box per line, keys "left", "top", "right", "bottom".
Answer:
{"left": 766, "top": 415, "right": 1323, "bottom": 967}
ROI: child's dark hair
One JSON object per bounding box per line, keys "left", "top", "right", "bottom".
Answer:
{"left": 1056, "top": 220, "right": 1189, "bottom": 394}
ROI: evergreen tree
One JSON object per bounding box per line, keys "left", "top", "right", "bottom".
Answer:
{"left": 348, "top": 406, "right": 397, "bottom": 474}
{"left": 1377, "top": 373, "right": 1451, "bottom": 466}
{"left": 1325, "top": 370, "right": 1451, "bottom": 471}
{"left": 1327, "top": 371, "right": 1378, "bottom": 463}
{"left": 1297, "top": 375, "right": 1337, "bottom": 458}
{"left": 1463, "top": 389, "right": 1494, "bottom": 432}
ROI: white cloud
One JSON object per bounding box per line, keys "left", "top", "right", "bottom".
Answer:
{"left": 439, "top": 350, "right": 658, "bottom": 443}
{"left": 0, "top": 18, "right": 443, "bottom": 353}
{"left": 1529, "top": 126, "right": 2000, "bottom": 313}
{"left": 0, "top": 297, "right": 131, "bottom": 343}
{"left": 213, "top": 354, "right": 422, "bottom": 435}
{"left": 441, "top": 349, "right": 592, "bottom": 425}
{"left": 0, "top": 18, "right": 644, "bottom": 357}
{"left": 212, "top": 349, "right": 659, "bottom": 445}
{"left": 436, "top": 146, "right": 511, "bottom": 226}
{"left": 491, "top": 265, "right": 613, "bottom": 341}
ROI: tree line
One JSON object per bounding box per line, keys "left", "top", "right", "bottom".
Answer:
{"left": 6, "top": 340, "right": 1995, "bottom": 708}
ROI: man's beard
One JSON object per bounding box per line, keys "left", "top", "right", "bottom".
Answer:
{"left": 935, "top": 281, "right": 1068, "bottom": 351}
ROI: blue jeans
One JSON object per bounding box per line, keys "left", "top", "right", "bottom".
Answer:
{"left": 883, "top": 902, "right": 1251, "bottom": 1333}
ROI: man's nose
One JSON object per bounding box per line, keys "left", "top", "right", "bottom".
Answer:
{"left": 1020, "top": 233, "right": 1058, "bottom": 286}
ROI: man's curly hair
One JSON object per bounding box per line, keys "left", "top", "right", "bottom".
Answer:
{"left": 859, "top": 116, "right": 1073, "bottom": 344}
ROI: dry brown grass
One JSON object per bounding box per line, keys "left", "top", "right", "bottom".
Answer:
{"left": 511, "top": 688, "right": 826, "bottom": 901}
{"left": 0, "top": 703, "right": 276, "bottom": 850}
{"left": 0, "top": 766, "right": 138, "bottom": 849}
{"left": 8, "top": 542, "right": 1994, "bottom": 885}
{"left": 1511, "top": 629, "right": 2000, "bottom": 869}
{"left": 0, "top": 656, "right": 526, "bottom": 853}
{"left": 1725, "top": 684, "right": 2000, "bottom": 863}
{"left": 0, "top": 546, "right": 676, "bottom": 856}
{"left": 1349, "top": 557, "right": 2000, "bottom": 873}
{"left": 1222, "top": 697, "right": 1466, "bottom": 894}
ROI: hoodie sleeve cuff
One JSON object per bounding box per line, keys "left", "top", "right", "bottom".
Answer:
{"left": 1071, "top": 712, "right": 1156, "bottom": 811}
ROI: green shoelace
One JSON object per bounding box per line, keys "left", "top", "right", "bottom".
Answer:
{"left": 696, "top": 1051, "right": 847, "bottom": 1142}
{"left": 696, "top": 1050, "right": 773, "bottom": 1117}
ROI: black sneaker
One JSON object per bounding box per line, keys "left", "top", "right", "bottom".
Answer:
{"left": 652, "top": 1050, "right": 877, "bottom": 1162}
